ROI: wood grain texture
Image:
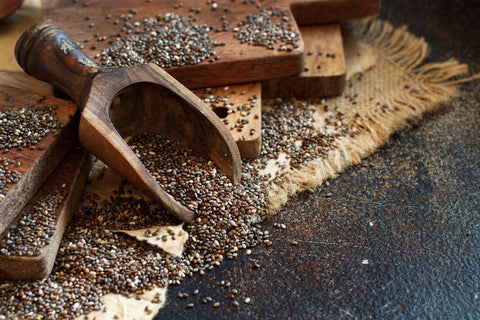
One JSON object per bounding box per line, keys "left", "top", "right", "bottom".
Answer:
{"left": 0, "top": 148, "right": 92, "bottom": 280}
{"left": 15, "top": 23, "right": 242, "bottom": 222}
{"left": 42, "top": 0, "right": 380, "bottom": 88}
{"left": 0, "top": 85, "right": 79, "bottom": 236}
{"left": 262, "top": 23, "right": 346, "bottom": 98}
{"left": 194, "top": 83, "right": 262, "bottom": 159}
{"left": 0, "top": 70, "right": 54, "bottom": 96}
{"left": 290, "top": 0, "right": 381, "bottom": 25}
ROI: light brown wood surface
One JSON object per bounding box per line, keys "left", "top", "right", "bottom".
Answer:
{"left": 15, "top": 23, "right": 242, "bottom": 222}
{"left": 194, "top": 83, "right": 262, "bottom": 158}
{"left": 0, "top": 70, "right": 54, "bottom": 96}
{"left": 0, "top": 148, "right": 92, "bottom": 280}
{"left": 0, "top": 84, "right": 79, "bottom": 236}
{"left": 41, "top": 0, "right": 380, "bottom": 88}
{"left": 262, "top": 23, "right": 346, "bottom": 98}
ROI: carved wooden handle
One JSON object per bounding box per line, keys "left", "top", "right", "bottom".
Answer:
{"left": 15, "top": 23, "right": 100, "bottom": 109}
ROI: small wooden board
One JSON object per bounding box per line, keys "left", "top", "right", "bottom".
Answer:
{"left": 42, "top": 0, "right": 380, "bottom": 88}
{"left": 194, "top": 83, "right": 262, "bottom": 159}
{"left": 0, "top": 85, "right": 79, "bottom": 236}
{"left": 262, "top": 23, "right": 346, "bottom": 98}
{"left": 0, "top": 148, "right": 92, "bottom": 280}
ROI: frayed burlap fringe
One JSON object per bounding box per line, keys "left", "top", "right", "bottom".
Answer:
{"left": 265, "top": 19, "right": 473, "bottom": 216}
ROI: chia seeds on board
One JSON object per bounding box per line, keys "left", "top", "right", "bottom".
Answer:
{"left": 0, "top": 158, "right": 20, "bottom": 201}
{"left": 233, "top": 9, "right": 300, "bottom": 51}
{"left": 196, "top": 87, "right": 260, "bottom": 136}
{"left": 0, "top": 104, "right": 63, "bottom": 202}
{"left": 0, "top": 190, "right": 67, "bottom": 257}
{"left": 0, "top": 104, "right": 63, "bottom": 152}
{"left": 0, "top": 98, "right": 353, "bottom": 318}
{"left": 99, "top": 13, "right": 221, "bottom": 68}
{"left": 97, "top": 6, "right": 300, "bottom": 68}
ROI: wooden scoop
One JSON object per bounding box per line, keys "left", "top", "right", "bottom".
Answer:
{"left": 15, "top": 23, "right": 242, "bottom": 223}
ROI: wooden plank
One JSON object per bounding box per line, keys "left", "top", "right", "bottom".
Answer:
{"left": 0, "top": 85, "right": 79, "bottom": 236}
{"left": 42, "top": 0, "right": 380, "bottom": 88}
{"left": 0, "top": 70, "right": 55, "bottom": 96}
{"left": 194, "top": 83, "right": 262, "bottom": 159}
{"left": 262, "top": 23, "right": 346, "bottom": 98}
{"left": 0, "top": 148, "right": 92, "bottom": 280}
{"left": 290, "top": 0, "right": 381, "bottom": 25}
{"left": 44, "top": 0, "right": 381, "bottom": 24}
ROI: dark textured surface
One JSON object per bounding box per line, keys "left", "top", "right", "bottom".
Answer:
{"left": 156, "top": 1, "right": 480, "bottom": 319}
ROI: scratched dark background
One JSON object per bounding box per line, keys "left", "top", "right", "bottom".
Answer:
{"left": 156, "top": 0, "right": 480, "bottom": 319}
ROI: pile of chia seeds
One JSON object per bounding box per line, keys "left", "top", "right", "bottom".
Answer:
{"left": 100, "top": 13, "right": 220, "bottom": 68}
{"left": 233, "top": 9, "right": 300, "bottom": 51}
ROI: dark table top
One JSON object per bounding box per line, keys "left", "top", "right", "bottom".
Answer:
{"left": 156, "top": 1, "right": 480, "bottom": 319}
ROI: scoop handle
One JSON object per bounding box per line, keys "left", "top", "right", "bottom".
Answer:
{"left": 15, "top": 23, "right": 99, "bottom": 108}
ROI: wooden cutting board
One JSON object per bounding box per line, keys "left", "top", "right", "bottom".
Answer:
{"left": 0, "top": 147, "right": 92, "bottom": 280}
{"left": 41, "top": 0, "right": 380, "bottom": 88}
{"left": 0, "top": 84, "right": 79, "bottom": 236}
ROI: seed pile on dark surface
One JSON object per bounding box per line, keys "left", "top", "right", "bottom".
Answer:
{"left": 0, "top": 105, "right": 62, "bottom": 152}
{"left": 0, "top": 158, "right": 20, "bottom": 201}
{"left": 0, "top": 190, "right": 67, "bottom": 257}
{"left": 0, "top": 98, "right": 353, "bottom": 318}
{"left": 100, "top": 13, "right": 220, "bottom": 68}
{"left": 233, "top": 9, "right": 300, "bottom": 51}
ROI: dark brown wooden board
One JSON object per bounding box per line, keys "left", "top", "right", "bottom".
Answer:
{"left": 262, "top": 23, "right": 346, "bottom": 98}
{"left": 41, "top": 0, "right": 380, "bottom": 88}
{"left": 0, "top": 148, "right": 92, "bottom": 280}
{"left": 0, "top": 85, "right": 79, "bottom": 236}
